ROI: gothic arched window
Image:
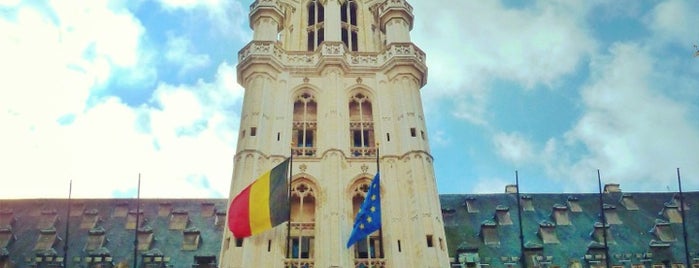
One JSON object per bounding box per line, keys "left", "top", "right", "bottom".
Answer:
{"left": 341, "top": 0, "right": 358, "bottom": 51}
{"left": 307, "top": 0, "right": 325, "bottom": 51}
{"left": 288, "top": 180, "right": 317, "bottom": 260}
{"left": 349, "top": 92, "right": 375, "bottom": 157}
{"left": 350, "top": 178, "right": 383, "bottom": 259}
{"left": 292, "top": 92, "right": 317, "bottom": 157}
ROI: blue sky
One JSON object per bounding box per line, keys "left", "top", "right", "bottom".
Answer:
{"left": 1, "top": 0, "right": 698, "bottom": 199}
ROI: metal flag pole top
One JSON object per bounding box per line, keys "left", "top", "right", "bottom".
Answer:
{"left": 133, "top": 174, "right": 141, "bottom": 268}
{"left": 63, "top": 180, "right": 72, "bottom": 267}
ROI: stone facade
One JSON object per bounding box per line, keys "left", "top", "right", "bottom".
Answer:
{"left": 219, "top": 0, "right": 451, "bottom": 267}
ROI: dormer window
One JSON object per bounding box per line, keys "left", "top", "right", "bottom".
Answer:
{"left": 126, "top": 209, "right": 144, "bottom": 230}
{"left": 215, "top": 210, "right": 227, "bottom": 229}
{"left": 158, "top": 202, "right": 172, "bottom": 217}
{"left": 201, "top": 202, "right": 216, "bottom": 217}
{"left": 34, "top": 228, "right": 59, "bottom": 251}
{"left": 113, "top": 201, "right": 129, "bottom": 217}
{"left": 651, "top": 220, "right": 676, "bottom": 242}
{"left": 590, "top": 222, "right": 613, "bottom": 244}
{"left": 80, "top": 209, "right": 100, "bottom": 230}
{"left": 70, "top": 203, "right": 85, "bottom": 217}
{"left": 552, "top": 204, "right": 571, "bottom": 225}
{"left": 661, "top": 203, "right": 683, "bottom": 223}
{"left": 0, "top": 228, "right": 14, "bottom": 249}
{"left": 464, "top": 197, "right": 479, "bottom": 213}
{"left": 38, "top": 209, "right": 58, "bottom": 230}
{"left": 567, "top": 196, "right": 582, "bottom": 212}
{"left": 137, "top": 227, "right": 154, "bottom": 251}
{"left": 479, "top": 220, "right": 499, "bottom": 246}
{"left": 521, "top": 195, "right": 534, "bottom": 212}
{"left": 182, "top": 228, "right": 201, "bottom": 251}
{"left": 603, "top": 204, "right": 622, "bottom": 224}
{"left": 619, "top": 193, "right": 639, "bottom": 210}
{"left": 341, "top": 0, "right": 358, "bottom": 51}
{"left": 307, "top": 0, "right": 325, "bottom": 51}
{"left": 494, "top": 206, "right": 512, "bottom": 225}
{"left": 169, "top": 210, "right": 189, "bottom": 230}
{"left": 85, "top": 227, "right": 106, "bottom": 251}
{"left": 538, "top": 220, "right": 559, "bottom": 244}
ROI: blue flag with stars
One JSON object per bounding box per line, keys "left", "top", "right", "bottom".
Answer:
{"left": 347, "top": 172, "right": 381, "bottom": 248}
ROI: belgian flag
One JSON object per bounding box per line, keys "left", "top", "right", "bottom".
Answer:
{"left": 228, "top": 158, "right": 290, "bottom": 238}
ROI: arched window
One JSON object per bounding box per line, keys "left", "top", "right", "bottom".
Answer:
{"left": 307, "top": 0, "right": 325, "bottom": 51}
{"left": 288, "top": 180, "right": 317, "bottom": 261}
{"left": 350, "top": 178, "right": 383, "bottom": 259}
{"left": 292, "top": 92, "right": 317, "bottom": 157}
{"left": 349, "top": 92, "right": 375, "bottom": 157}
{"left": 341, "top": 0, "right": 358, "bottom": 51}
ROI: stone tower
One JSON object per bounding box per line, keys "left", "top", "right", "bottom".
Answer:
{"left": 219, "top": 0, "right": 450, "bottom": 267}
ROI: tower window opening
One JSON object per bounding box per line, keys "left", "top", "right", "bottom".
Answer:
{"left": 288, "top": 180, "right": 317, "bottom": 260}
{"left": 410, "top": 128, "right": 416, "bottom": 137}
{"left": 349, "top": 92, "right": 375, "bottom": 157}
{"left": 250, "top": 127, "right": 257, "bottom": 136}
{"left": 397, "top": 240, "right": 401, "bottom": 252}
{"left": 292, "top": 92, "right": 317, "bottom": 157}
{"left": 386, "top": 133, "right": 390, "bottom": 142}
{"left": 341, "top": 0, "right": 359, "bottom": 51}
{"left": 235, "top": 238, "right": 243, "bottom": 247}
{"left": 426, "top": 235, "right": 434, "bottom": 247}
{"left": 289, "top": 236, "right": 314, "bottom": 258}
{"left": 421, "top": 130, "right": 425, "bottom": 140}
{"left": 307, "top": 0, "right": 325, "bottom": 51}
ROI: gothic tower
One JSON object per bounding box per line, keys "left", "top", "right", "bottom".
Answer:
{"left": 220, "top": 0, "right": 450, "bottom": 267}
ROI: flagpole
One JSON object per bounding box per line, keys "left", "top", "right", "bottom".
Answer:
{"left": 286, "top": 147, "right": 293, "bottom": 264}
{"left": 369, "top": 142, "right": 383, "bottom": 264}
{"left": 596, "top": 170, "right": 610, "bottom": 268}
{"left": 515, "top": 171, "right": 526, "bottom": 268}
{"left": 677, "top": 168, "right": 690, "bottom": 267}
{"left": 63, "top": 179, "right": 72, "bottom": 267}
{"left": 133, "top": 174, "right": 141, "bottom": 268}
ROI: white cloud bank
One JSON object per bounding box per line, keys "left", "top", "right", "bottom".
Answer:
{"left": 544, "top": 43, "right": 699, "bottom": 192}
{"left": 0, "top": 2, "right": 244, "bottom": 198}
{"left": 413, "top": 1, "right": 596, "bottom": 125}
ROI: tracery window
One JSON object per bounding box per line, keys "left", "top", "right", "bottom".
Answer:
{"left": 349, "top": 92, "right": 375, "bottom": 157}
{"left": 350, "top": 179, "right": 383, "bottom": 259}
{"left": 288, "top": 180, "right": 316, "bottom": 261}
{"left": 292, "top": 92, "right": 317, "bottom": 157}
{"left": 307, "top": 0, "right": 325, "bottom": 51}
{"left": 341, "top": 0, "right": 358, "bottom": 51}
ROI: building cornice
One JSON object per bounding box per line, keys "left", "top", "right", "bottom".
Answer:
{"left": 237, "top": 41, "right": 427, "bottom": 87}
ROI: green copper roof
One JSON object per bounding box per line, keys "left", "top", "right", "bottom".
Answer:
{"left": 1, "top": 191, "right": 697, "bottom": 267}
{"left": 441, "top": 191, "right": 699, "bottom": 267}
{"left": 0, "top": 198, "right": 225, "bottom": 267}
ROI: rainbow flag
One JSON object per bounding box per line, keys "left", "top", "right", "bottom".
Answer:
{"left": 228, "top": 158, "right": 290, "bottom": 238}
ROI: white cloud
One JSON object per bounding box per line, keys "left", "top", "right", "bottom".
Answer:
{"left": 165, "top": 34, "right": 211, "bottom": 75}
{"left": 0, "top": 1, "right": 148, "bottom": 124}
{"left": 156, "top": 0, "right": 250, "bottom": 41}
{"left": 543, "top": 43, "right": 699, "bottom": 192}
{"left": 471, "top": 177, "right": 510, "bottom": 194}
{"left": 413, "top": 1, "right": 596, "bottom": 125}
{"left": 493, "top": 132, "right": 535, "bottom": 166}
{"left": 645, "top": 0, "right": 699, "bottom": 46}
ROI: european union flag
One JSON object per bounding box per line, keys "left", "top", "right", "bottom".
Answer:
{"left": 346, "top": 173, "right": 381, "bottom": 248}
